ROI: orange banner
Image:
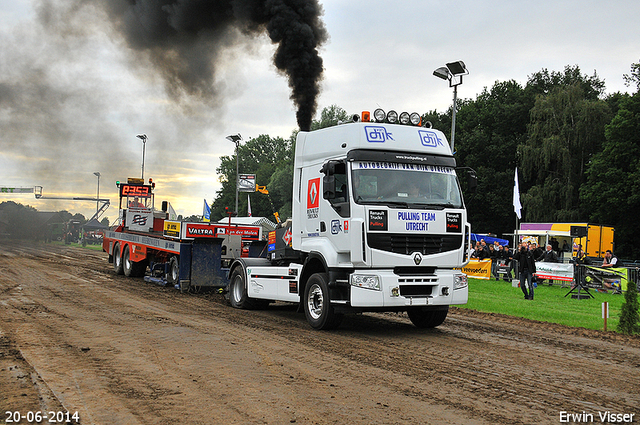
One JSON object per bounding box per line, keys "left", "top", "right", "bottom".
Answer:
{"left": 461, "top": 259, "right": 492, "bottom": 280}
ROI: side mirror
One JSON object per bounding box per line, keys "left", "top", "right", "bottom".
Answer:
{"left": 323, "top": 174, "right": 336, "bottom": 199}
{"left": 467, "top": 171, "right": 478, "bottom": 193}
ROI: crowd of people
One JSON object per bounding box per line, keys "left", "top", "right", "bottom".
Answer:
{"left": 470, "top": 239, "right": 563, "bottom": 300}
{"left": 469, "top": 237, "right": 625, "bottom": 298}
{"left": 470, "top": 238, "right": 567, "bottom": 265}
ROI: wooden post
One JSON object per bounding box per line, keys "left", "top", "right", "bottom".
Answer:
{"left": 602, "top": 302, "right": 609, "bottom": 331}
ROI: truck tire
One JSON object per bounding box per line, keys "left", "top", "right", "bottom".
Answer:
{"left": 228, "top": 267, "right": 267, "bottom": 309}
{"left": 167, "top": 257, "right": 179, "bottom": 286}
{"left": 303, "top": 273, "right": 343, "bottom": 330}
{"left": 407, "top": 307, "right": 449, "bottom": 328}
{"left": 113, "top": 243, "right": 124, "bottom": 275}
{"left": 123, "top": 245, "right": 146, "bottom": 277}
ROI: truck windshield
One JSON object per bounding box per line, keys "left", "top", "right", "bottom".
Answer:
{"left": 351, "top": 161, "right": 463, "bottom": 208}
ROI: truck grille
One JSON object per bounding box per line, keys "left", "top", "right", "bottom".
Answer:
{"left": 367, "top": 233, "right": 462, "bottom": 255}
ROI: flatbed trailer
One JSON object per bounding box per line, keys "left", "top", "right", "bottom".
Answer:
{"left": 102, "top": 178, "right": 265, "bottom": 290}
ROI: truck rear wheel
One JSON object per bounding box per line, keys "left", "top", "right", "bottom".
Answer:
{"left": 123, "top": 245, "right": 146, "bottom": 277}
{"left": 407, "top": 307, "right": 449, "bottom": 328}
{"left": 113, "top": 244, "right": 124, "bottom": 275}
{"left": 304, "top": 273, "right": 343, "bottom": 330}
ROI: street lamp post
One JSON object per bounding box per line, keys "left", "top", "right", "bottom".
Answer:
{"left": 226, "top": 134, "right": 242, "bottom": 215}
{"left": 433, "top": 61, "right": 469, "bottom": 153}
{"left": 93, "top": 172, "right": 101, "bottom": 216}
{"left": 137, "top": 134, "right": 147, "bottom": 180}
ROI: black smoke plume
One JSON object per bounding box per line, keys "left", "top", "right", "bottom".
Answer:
{"left": 99, "top": 0, "right": 328, "bottom": 131}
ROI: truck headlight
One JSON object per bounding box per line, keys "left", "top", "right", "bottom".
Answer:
{"left": 350, "top": 275, "right": 381, "bottom": 291}
{"left": 454, "top": 274, "right": 468, "bottom": 290}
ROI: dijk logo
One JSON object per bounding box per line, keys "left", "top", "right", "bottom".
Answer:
{"left": 418, "top": 130, "right": 445, "bottom": 147}
{"left": 365, "top": 126, "right": 394, "bottom": 143}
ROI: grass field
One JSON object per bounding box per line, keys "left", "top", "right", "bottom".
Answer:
{"left": 459, "top": 277, "right": 629, "bottom": 332}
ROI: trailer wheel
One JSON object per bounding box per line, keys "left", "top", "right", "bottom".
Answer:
{"left": 167, "top": 257, "right": 179, "bottom": 286}
{"left": 123, "top": 245, "right": 146, "bottom": 277}
{"left": 113, "top": 244, "right": 124, "bottom": 275}
{"left": 407, "top": 307, "right": 449, "bottom": 328}
{"left": 304, "top": 273, "right": 343, "bottom": 330}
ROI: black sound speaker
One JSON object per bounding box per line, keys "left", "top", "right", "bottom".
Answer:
{"left": 570, "top": 226, "right": 587, "bottom": 237}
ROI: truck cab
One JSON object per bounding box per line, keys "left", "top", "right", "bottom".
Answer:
{"left": 229, "top": 111, "right": 471, "bottom": 330}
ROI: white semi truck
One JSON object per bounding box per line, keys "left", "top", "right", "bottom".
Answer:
{"left": 228, "top": 109, "right": 472, "bottom": 329}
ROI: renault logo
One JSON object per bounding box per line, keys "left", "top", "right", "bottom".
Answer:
{"left": 413, "top": 253, "right": 422, "bottom": 265}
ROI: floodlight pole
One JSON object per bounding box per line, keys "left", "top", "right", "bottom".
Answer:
{"left": 137, "top": 134, "right": 147, "bottom": 180}
{"left": 433, "top": 61, "right": 468, "bottom": 153}
{"left": 226, "top": 134, "right": 242, "bottom": 215}
{"left": 450, "top": 84, "right": 459, "bottom": 153}
{"left": 93, "top": 172, "right": 101, "bottom": 215}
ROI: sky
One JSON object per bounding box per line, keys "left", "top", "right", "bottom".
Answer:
{"left": 1, "top": 0, "right": 638, "bottom": 224}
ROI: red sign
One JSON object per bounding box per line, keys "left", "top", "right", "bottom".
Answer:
{"left": 282, "top": 228, "right": 292, "bottom": 246}
{"left": 120, "top": 184, "right": 152, "bottom": 198}
{"left": 184, "top": 223, "right": 261, "bottom": 240}
{"left": 307, "top": 178, "right": 320, "bottom": 209}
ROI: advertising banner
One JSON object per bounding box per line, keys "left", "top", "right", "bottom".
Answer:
{"left": 534, "top": 262, "right": 574, "bottom": 282}
{"left": 182, "top": 223, "right": 262, "bottom": 241}
{"left": 583, "top": 266, "right": 630, "bottom": 291}
{"left": 126, "top": 208, "right": 153, "bottom": 232}
{"left": 238, "top": 174, "right": 256, "bottom": 192}
{"left": 461, "top": 259, "right": 492, "bottom": 280}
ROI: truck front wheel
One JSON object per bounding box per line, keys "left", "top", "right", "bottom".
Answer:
{"left": 304, "top": 273, "right": 343, "bottom": 330}
{"left": 228, "top": 268, "right": 250, "bottom": 309}
{"left": 228, "top": 267, "right": 268, "bottom": 309}
{"left": 113, "top": 244, "right": 124, "bottom": 275}
{"left": 407, "top": 307, "right": 449, "bottom": 328}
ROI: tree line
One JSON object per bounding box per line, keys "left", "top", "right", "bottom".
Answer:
{"left": 0, "top": 201, "right": 109, "bottom": 240}
{"left": 212, "top": 62, "right": 640, "bottom": 259}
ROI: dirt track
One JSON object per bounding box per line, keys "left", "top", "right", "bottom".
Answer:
{"left": 1, "top": 241, "right": 639, "bottom": 425}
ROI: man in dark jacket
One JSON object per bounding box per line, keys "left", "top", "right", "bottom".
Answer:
{"left": 514, "top": 242, "right": 536, "bottom": 300}
{"left": 500, "top": 245, "right": 513, "bottom": 281}
{"left": 538, "top": 244, "right": 558, "bottom": 263}
{"left": 537, "top": 244, "right": 558, "bottom": 284}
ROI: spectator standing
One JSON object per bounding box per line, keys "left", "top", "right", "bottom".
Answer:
{"left": 531, "top": 243, "right": 544, "bottom": 261}
{"left": 488, "top": 245, "right": 499, "bottom": 279}
{"left": 500, "top": 245, "right": 513, "bottom": 281}
{"left": 537, "top": 244, "right": 558, "bottom": 285}
{"left": 572, "top": 244, "right": 588, "bottom": 290}
{"left": 514, "top": 242, "right": 536, "bottom": 300}
{"left": 574, "top": 244, "right": 587, "bottom": 265}
{"left": 474, "top": 242, "right": 488, "bottom": 259}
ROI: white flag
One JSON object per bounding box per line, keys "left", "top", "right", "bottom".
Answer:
{"left": 513, "top": 168, "right": 522, "bottom": 219}
{"left": 167, "top": 203, "right": 178, "bottom": 220}
{"left": 247, "top": 193, "right": 252, "bottom": 217}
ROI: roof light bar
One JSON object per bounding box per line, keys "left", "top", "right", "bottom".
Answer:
{"left": 373, "top": 108, "right": 386, "bottom": 123}
{"left": 363, "top": 109, "right": 424, "bottom": 126}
